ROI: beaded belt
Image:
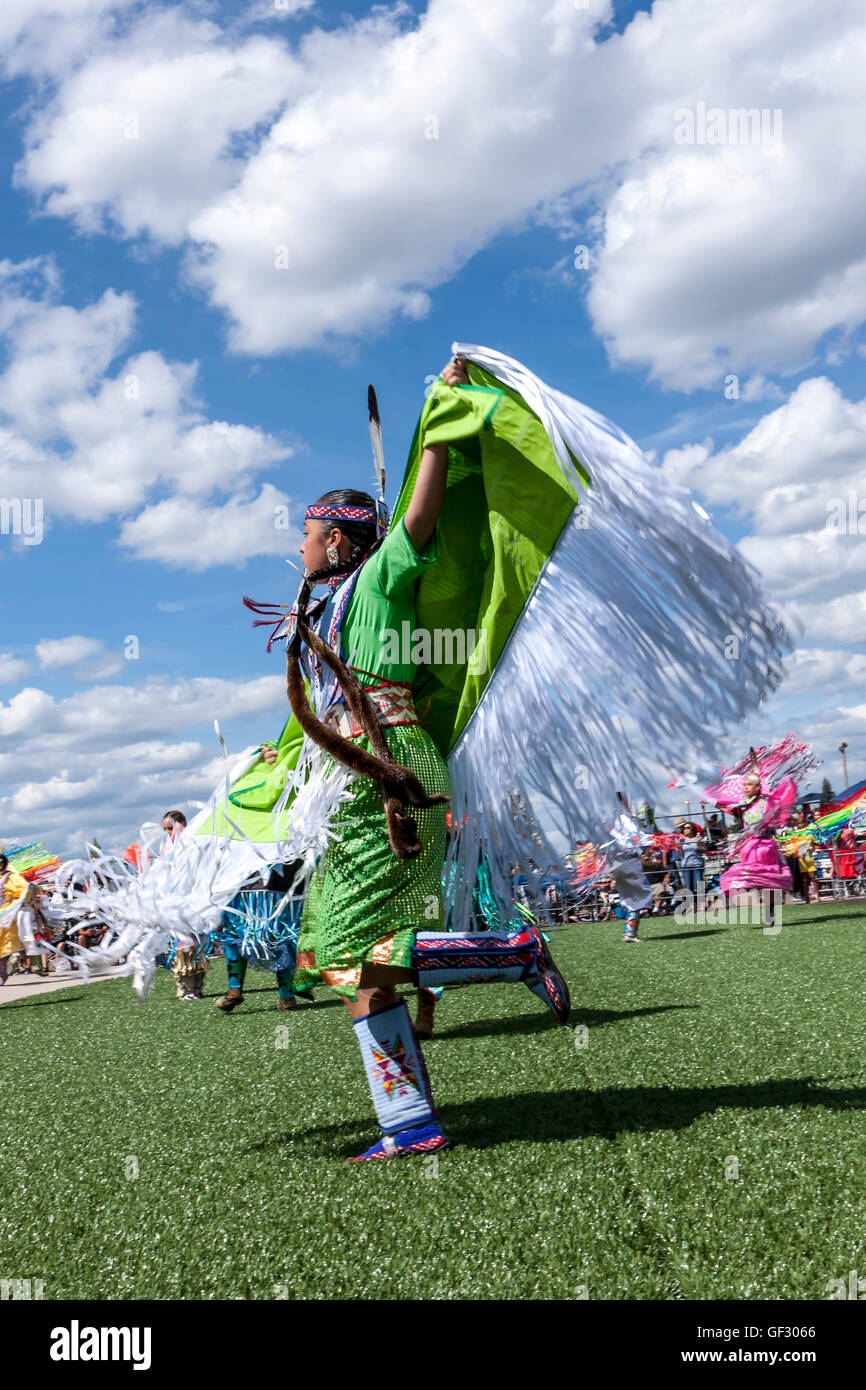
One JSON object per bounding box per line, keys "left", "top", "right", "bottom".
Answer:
{"left": 325, "top": 681, "right": 420, "bottom": 740}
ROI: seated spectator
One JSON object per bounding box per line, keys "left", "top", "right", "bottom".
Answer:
{"left": 77, "top": 916, "right": 106, "bottom": 952}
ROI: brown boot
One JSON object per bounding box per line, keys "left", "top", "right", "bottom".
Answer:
{"left": 215, "top": 988, "right": 244, "bottom": 1012}
{"left": 277, "top": 995, "right": 297, "bottom": 1011}
{"left": 415, "top": 988, "right": 437, "bottom": 1040}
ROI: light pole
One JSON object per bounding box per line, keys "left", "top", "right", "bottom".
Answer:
{"left": 839, "top": 741, "right": 849, "bottom": 789}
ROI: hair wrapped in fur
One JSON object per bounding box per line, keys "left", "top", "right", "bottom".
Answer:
{"left": 286, "top": 490, "right": 448, "bottom": 859}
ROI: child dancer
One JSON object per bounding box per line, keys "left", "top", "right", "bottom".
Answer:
{"left": 215, "top": 862, "right": 313, "bottom": 1013}
{"left": 705, "top": 739, "right": 815, "bottom": 927}
{"left": 608, "top": 802, "right": 653, "bottom": 942}
{"left": 677, "top": 824, "right": 706, "bottom": 906}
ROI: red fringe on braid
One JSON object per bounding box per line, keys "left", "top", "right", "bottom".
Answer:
{"left": 242, "top": 596, "right": 295, "bottom": 654}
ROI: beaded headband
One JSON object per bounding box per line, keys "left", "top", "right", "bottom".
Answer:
{"left": 305, "top": 498, "right": 390, "bottom": 540}
{"left": 305, "top": 504, "right": 376, "bottom": 523}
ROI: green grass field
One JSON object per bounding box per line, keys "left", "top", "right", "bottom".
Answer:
{"left": 2, "top": 902, "right": 865, "bottom": 1300}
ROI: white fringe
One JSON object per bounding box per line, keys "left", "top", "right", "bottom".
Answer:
{"left": 444, "top": 343, "right": 792, "bottom": 933}
{"left": 53, "top": 735, "right": 356, "bottom": 998}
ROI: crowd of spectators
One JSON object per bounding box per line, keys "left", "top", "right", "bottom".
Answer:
{"left": 2, "top": 796, "right": 863, "bottom": 984}
{"left": 529, "top": 803, "right": 865, "bottom": 925}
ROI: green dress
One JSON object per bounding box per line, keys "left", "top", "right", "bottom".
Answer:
{"left": 294, "top": 520, "right": 450, "bottom": 997}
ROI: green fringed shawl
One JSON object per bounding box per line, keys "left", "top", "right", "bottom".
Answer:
{"left": 196, "top": 365, "right": 588, "bottom": 838}
{"left": 391, "top": 365, "right": 586, "bottom": 757}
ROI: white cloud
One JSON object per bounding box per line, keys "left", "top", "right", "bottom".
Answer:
{"left": 586, "top": 0, "right": 866, "bottom": 389}
{"left": 256, "top": 0, "right": 315, "bottom": 17}
{"left": 0, "top": 259, "right": 295, "bottom": 558}
{"left": 0, "top": 675, "right": 287, "bottom": 849}
{"left": 0, "top": 273, "right": 135, "bottom": 438}
{"left": 3, "top": 673, "right": 284, "bottom": 742}
{"left": 33, "top": 635, "right": 125, "bottom": 681}
{"left": 661, "top": 378, "right": 866, "bottom": 537}
{"left": 12, "top": 1, "right": 633, "bottom": 351}
{"left": 9, "top": 733, "right": 226, "bottom": 818}
{"left": 0, "top": 687, "right": 54, "bottom": 736}
{"left": 13, "top": 772, "right": 104, "bottom": 813}
{"left": 118, "top": 482, "right": 298, "bottom": 570}
{"left": 0, "top": 0, "right": 132, "bottom": 78}
{"left": 779, "top": 648, "right": 866, "bottom": 700}
{"left": 0, "top": 735, "right": 206, "bottom": 796}
{"left": 16, "top": 11, "right": 297, "bottom": 243}
{"left": 0, "top": 653, "right": 31, "bottom": 685}
{"left": 36, "top": 635, "right": 103, "bottom": 669}
{"left": 7, "top": 0, "right": 866, "bottom": 377}
{"left": 740, "top": 375, "right": 784, "bottom": 404}
{"left": 660, "top": 380, "right": 866, "bottom": 678}
{"left": 184, "top": 0, "right": 631, "bottom": 353}
{"left": 792, "top": 591, "right": 866, "bottom": 648}
{"left": 738, "top": 532, "right": 866, "bottom": 604}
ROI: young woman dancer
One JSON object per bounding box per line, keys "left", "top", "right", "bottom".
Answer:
{"left": 60, "top": 346, "right": 789, "bottom": 1164}
{"left": 288, "top": 357, "right": 569, "bottom": 1160}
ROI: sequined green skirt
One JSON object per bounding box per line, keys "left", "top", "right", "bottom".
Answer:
{"left": 293, "top": 722, "right": 450, "bottom": 998}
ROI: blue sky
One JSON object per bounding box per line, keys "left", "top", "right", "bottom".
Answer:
{"left": 1, "top": 0, "right": 864, "bottom": 851}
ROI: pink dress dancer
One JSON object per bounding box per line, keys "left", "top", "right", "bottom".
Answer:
{"left": 704, "top": 736, "right": 816, "bottom": 898}
{"left": 717, "top": 782, "right": 795, "bottom": 895}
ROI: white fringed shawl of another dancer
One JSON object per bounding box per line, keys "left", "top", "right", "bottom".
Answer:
{"left": 51, "top": 729, "right": 355, "bottom": 997}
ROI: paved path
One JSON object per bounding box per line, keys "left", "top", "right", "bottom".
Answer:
{"left": 0, "top": 966, "right": 124, "bottom": 1005}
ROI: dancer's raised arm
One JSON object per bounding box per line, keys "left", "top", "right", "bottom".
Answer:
{"left": 403, "top": 357, "right": 469, "bottom": 550}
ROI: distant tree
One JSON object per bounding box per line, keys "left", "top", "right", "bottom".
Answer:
{"left": 821, "top": 778, "right": 835, "bottom": 803}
